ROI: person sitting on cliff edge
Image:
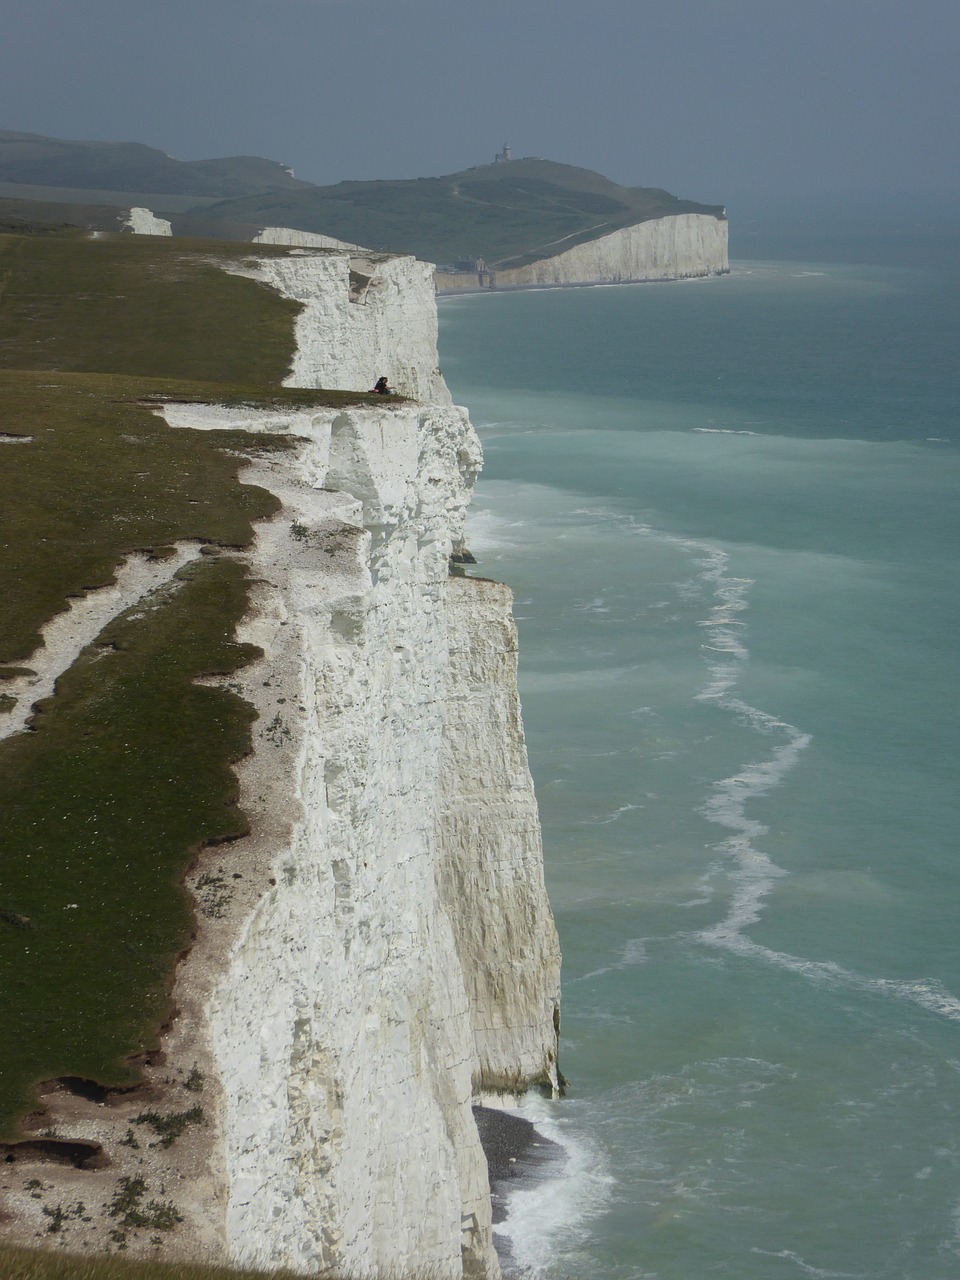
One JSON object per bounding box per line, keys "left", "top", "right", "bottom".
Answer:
{"left": 371, "top": 375, "right": 393, "bottom": 394}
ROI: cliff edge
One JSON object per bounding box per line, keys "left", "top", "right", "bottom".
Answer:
{"left": 172, "top": 252, "right": 563, "bottom": 1277}
{"left": 0, "top": 241, "right": 561, "bottom": 1278}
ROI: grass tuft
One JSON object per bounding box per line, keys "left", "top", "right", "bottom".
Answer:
{"left": 132, "top": 1107, "right": 206, "bottom": 1149}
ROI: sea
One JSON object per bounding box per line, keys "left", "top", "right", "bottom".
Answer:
{"left": 437, "top": 208, "right": 960, "bottom": 1280}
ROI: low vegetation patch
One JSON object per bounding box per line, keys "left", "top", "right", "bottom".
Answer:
{"left": 132, "top": 1107, "right": 206, "bottom": 1149}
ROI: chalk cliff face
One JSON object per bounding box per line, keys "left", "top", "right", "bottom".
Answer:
{"left": 161, "top": 247, "right": 561, "bottom": 1277}
{"left": 435, "top": 211, "right": 728, "bottom": 291}
{"left": 253, "top": 224, "right": 364, "bottom": 252}
{"left": 226, "top": 250, "right": 450, "bottom": 403}
{"left": 122, "top": 206, "right": 173, "bottom": 235}
{"left": 438, "top": 578, "right": 562, "bottom": 1094}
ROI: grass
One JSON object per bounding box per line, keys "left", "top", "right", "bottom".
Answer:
{"left": 0, "top": 550, "right": 259, "bottom": 1129}
{"left": 0, "top": 132, "right": 309, "bottom": 200}
{"left": 0, "top": 1243, "right": 321, "bottom": 1280}
{"left": 0, "top": 370, "right": 283, "bottom": 663}
{"left": 0, "top": 369, "right": 382, "bottom": 664}
{"left": 0, "top": 230, "right": 387, "bottom": 1138}
{"left": 0, "top": 233, "right": 302, "bottom": 382}
{"left": 178, "top": 157, "right": 725, "bottom": 266}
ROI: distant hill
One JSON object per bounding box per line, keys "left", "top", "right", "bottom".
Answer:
{"left": 0, "top": 130, "right": 311, "bottom": 199}
{"left": 0, "top": 132, "right": 725, "bottom": 270}
{"left": 177, "top": 158, "right": 725, "bottom": 267}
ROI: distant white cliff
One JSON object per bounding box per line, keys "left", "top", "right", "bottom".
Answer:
{"left": 253, "top": 225, "right": 363, "bottom": 252}
{"left": 123, "top": 203, "right": 726, "bottom": 293}
{"left": 122, "top": 206, "right": 173, "bottom": 236}
{"left": 159, "top": 247, "right": 561, "bottom": 1277}
{"left": 436, "top": 211, "right": 728, "bottom": 291}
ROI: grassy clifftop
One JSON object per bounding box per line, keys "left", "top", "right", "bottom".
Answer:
{"left": 0, "top": 231, "right": 374, "bottom": 1141}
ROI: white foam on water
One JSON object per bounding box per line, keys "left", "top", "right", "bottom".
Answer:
{"left": 573, "top": 937, "right": 649, "bottom": 984}
{"left": 474, "top": 420, "right": 539, "bottom": 438}
{"left": 667, "top": 534, "right": 960, "bottom": 1025}
{"left": 695, "top": 916, "right": 960, "bottom": 1025}
{"left": 581, "top": 802, "right": 642, "bottom": 826}
{"left": 695, "top": 727, "right": 810, "bottom": 937}
{"left": 491, "top": 1094, "right": 614, "bottom": 1277}
{"left": 948, "top": 1201, "right": 960, "bottom": 1257}
{"left": 650, "top": 533, "right": 812, "bottom": 951}
{"left": 565, "top": 515, "right": 960, "bottom": 1029}
{"left": 574, "top": 595, "right": 612, "bottom": 613}
{"left": 693, "top": 426, "right": 762, "bottom": 436}
{"left": 750, "top": 1247, "right": 864, "bottom": 1278}
{"left": 466, "top": 505, "right": 528, "bottom": 551}
{"left": 870, "top": 974, "right": 960, "bottom": 1021}
{"left": 520, "top": 664, "right": 641, "bottom": 693}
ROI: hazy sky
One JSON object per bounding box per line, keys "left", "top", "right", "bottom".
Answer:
{"left": 3, "top": 0, "right": 958, "bottom": 216}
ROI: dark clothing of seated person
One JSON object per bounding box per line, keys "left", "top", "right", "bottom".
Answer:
{"left": 372, "top": 376, "right": 392, "bottom": 394}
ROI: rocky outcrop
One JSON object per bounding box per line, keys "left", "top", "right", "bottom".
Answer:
{"left": 435, "top": 211, "right": 728, "bottom": 292}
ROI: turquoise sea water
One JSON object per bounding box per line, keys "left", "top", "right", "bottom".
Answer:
{"left": 438, "top": 230, "right": 960, "bottom": 1280}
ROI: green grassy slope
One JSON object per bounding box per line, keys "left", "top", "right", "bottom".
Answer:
{"left": 0, "top": 231, "right": 377, "bottom": 1139}
{"left": 0, "top": 131, "right": 310, "bottom": 199}
{"left": 177, "top": 157, "right": 726, "bottom": 265}
{"left": 0, "top": 233, "right": 304, "bottom": 381}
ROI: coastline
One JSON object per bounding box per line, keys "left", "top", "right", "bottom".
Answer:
{"left": 435, "top": 210, "right": 728, "bottom": 295}
{"left": 473, "top": 1104, "right": 564, "bottom": 1227}
{"left": 435, "top": 237, "right": 960, "bottom": 1276}
{"left": 436, "top": 266, "right": 730, "bottom": 297}
{"left": 473, "top": 1104, "right": 565, "bottom": 1276}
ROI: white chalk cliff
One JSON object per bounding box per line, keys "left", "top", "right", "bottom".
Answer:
{"left": 253, "top": 225, "right": 364, "bottom": 252}
{"left": 436, "top": 211, "right": 728, "bottom": 291}
{"left": 161, "top": 246, "right": 561, "bottom": 1277}
{"left": 228, "top": 250, "right": 450, "bottom": 404}
{"left": 122, "top": 206, "right": 173, "bottom": 236}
